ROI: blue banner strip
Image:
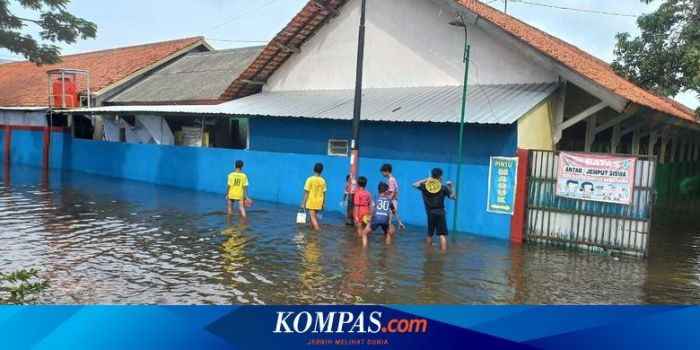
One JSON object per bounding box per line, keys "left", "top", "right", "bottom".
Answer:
{"left": 0, "top": 305, "right": 697, "bottom": 350}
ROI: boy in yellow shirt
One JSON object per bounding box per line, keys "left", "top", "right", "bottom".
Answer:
{"left": 226, "top": 160, "right": 249, "bottom": 218}
{"left": 301, "top": 162, "right": 327, "bottom": 230}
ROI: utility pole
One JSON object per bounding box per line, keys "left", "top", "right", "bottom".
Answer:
{"left": 504, "top": 0, "right": 508, "bottom": 13}
{"left": 449, "top": 15, "right": 471, "bottom": 232}
{"left": 348, "top": 0, "right": 367, "bottom": 224}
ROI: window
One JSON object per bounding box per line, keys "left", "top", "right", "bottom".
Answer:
{"left": 328, "top": 139, "right": 349, "bottom": 156}
{"left": 165, "top": 115, "right": 249, "bottom": 149}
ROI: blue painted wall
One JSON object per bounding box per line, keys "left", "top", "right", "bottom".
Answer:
{"left": 250, "top": 117, "right": 513, "bottom": 164}
{"left": 0, "top": 129, "right": 4, "bottom": 161}
{"left": 1, "top": 119, "right": 517, "bottom": 239}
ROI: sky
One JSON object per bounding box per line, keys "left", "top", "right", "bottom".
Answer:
{"left": 1, "top": 0, "right": 697, "bottom": 109}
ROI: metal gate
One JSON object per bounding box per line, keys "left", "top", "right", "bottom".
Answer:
{"left": 524, "top": 150, "right": 656, "bottom": 256}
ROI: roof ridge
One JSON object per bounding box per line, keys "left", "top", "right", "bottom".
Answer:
{"left": 59, "top": 36, "right": 204, "bottom": 58}
{"left": 459, "top": 0, "right": 696, "bottom": 122}
{"left": 187, "top": 46, "right": 266, "bottom": 55}
{"left": 0, "top": 36, "right": 204, "bottom": 65}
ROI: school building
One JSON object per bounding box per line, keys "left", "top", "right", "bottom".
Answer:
{"left": 2, "top": 0, "right": 699, "bottom": 240}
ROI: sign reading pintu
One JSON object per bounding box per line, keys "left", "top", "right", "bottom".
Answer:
{"left": 487, "top": 156, "right": 518, "bottom": 215}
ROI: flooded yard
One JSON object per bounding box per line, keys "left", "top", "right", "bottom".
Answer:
{"left": 1, "top": 164, "right": 699, "bottom": 304}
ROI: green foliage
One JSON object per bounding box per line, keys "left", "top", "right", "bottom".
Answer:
{"left": 679, "top": 175, "right": 700, "bottom": 196}
{"left": 0, "top": 268, "right": 49, "bottom": 304}
{"left": 611, "top": 0, "right": 700, "bottom": 117}
{"left": 0, "top": 0, "right": 97, "bottom": 65}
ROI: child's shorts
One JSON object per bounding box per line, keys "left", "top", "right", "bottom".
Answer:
{"left": 354, "top": 207, "right": 370, "bottom": 224}
{"left": 370, "top": 223, "right": 389, "bottom": 234}
{"left": 427, "top": 212, "right": 448, "bottom": 236}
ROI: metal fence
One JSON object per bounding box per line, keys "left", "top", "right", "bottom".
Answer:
{"left": 524, "top": 150, "right": 656, "bottom": 257}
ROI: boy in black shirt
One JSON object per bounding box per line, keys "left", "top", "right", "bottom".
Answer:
{"left": 412, "top": 168, "right": 456, "bottom": 250}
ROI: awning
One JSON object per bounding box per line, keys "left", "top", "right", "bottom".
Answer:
{"left": 68, "top": 83, "right": 559, "bottom": 124}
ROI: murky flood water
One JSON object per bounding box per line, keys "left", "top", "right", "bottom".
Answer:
{"left": 1, "top": 164, "right": 699, "bottom": 304}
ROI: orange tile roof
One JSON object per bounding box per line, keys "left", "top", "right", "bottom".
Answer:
{"left": 221, "top": 0, "right": 696, "bottom": 124}
{"left": 219, "top": 0, "right": 348, "bottom": 100}
{"left": 0, "top": 36, "right": 205, "bottom": 107}
{"left": 456, "top": 0, "right": 697, "bottom": 123}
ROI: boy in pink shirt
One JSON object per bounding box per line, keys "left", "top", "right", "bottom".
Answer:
{"left": 381, "top": 164, "right": 399, "bottom": 210}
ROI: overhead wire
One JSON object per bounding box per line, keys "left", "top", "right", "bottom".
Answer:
{"left": 200, "top": 0, "right": 280, "bottom": 34}
{"left": 507, "top": 0, "right": 640, "bottom": 18}
{"left": 467, "top": 58, "right": 501, "bottom": 124}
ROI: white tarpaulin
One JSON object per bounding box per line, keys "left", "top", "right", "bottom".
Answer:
{"left": 104, "top": 118, "right": 120, "bottom": 142}
{"left": 102, "top": 115, "right": 173, "bottom": 145}
{"left": 137, "top": 115, "right": 174, "bottom": 145}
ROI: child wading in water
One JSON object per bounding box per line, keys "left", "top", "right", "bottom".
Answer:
{"left": 360, "top": 182, "right": 405, "bottom": 247}
{"left": 381, "top": 164, "right": 399, "bottom": 210}
{"left": 413, "top": 168, "right": 456, "bottom": 250}
{"left": 226, "top": 160, "right": 250, "bottom": 218}
{"left": 340, "top": 174, "right": 354, "bottom": 225}
{"left": 352, "top": 176, "right": 372, "bottom": 237}
{"left": 301, "top": 163, "right": 327, "bottom": 230}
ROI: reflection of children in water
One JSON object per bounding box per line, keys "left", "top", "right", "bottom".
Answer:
{"left": 418, "top": 250, "right": 447, "bottom": 302}
{"left": 220, "top": 217, "right": 250, "bottom": 274}
{"left": 297, "top": 231, "right": 326, "bottom": 291}
{"left": 338, "top": 239, "right": 369, "bottom": 303}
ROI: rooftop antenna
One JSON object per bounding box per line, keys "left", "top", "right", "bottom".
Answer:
{"left": 504, "top": 0, "right": 509, "bottom": 13}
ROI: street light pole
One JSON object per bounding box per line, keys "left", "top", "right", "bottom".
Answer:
{"left": 348, "top": 0, "right": 367, "bottom": 224}
{"left": 449, "top": 15, "right": 471, "bottom": 232}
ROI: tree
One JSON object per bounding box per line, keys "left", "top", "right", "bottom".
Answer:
{"left": 611, "top": 0, "right": 699, "bottom": 117}
{"left": 0, "top": 268, "right": 49, "bottom": 304}
{"left": 0, "top": 0, "right": 96, "bottom": 65}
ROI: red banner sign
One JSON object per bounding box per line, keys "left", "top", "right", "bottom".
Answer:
{"left": 556, "top": 152, "right": 636, "bottom": 205}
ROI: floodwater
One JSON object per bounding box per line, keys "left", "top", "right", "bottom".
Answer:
{"left": 1, "top": 164, "right": 699, "bottom": 305}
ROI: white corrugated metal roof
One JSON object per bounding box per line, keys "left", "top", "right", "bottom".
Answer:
{"left": 0, "top": 106, "right": 48, "bottom": 111}
{"left": 70, "top": 83, "right": 558, "bottom": 124}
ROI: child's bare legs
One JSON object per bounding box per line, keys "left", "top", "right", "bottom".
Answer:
{"left": 385, "top": 224, "right": 395, "bottom": 244}
{"left": 226, "top": 198, "right": 233, "bottom": 216}
{"left": 309, "top": 210, "right": 320, "bottom": 230}
{"left": 238, "top": 200, "right": 247, "bottom": 218}
{"left": 355, "top": 221, "right": 364, "bottom": 237}
{"left": 425, "top": 235, "right": 433, "bottom": 245}
{"left": 439, "top": 235, "right": 447, "bottom": 250}
{"left": 360, "top": 225, "right": 371, "bottom": 247}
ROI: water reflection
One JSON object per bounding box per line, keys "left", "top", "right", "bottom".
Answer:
{"left": 0, "top": 164, "right": 699, "bottom": 304}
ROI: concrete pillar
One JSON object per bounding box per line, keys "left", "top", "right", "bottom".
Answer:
{"left": 659, "top": 132, "right": 669, "bottom": 164}
{"left": 632, "top": 130, "right": 641, "bottom": 155}
{"left": 585, "top": 114, "right": 597, "bottom": 152}
{"left": 679, "top": 139, "right": 687, "bottom": 162}
{"left": 648, "top": 131, "right": 657, "bottom": 157}
{"left": 610, "top": 124, "right": 621, "bottom": 154}
{"left": 553, "top": 82, "right": 567, "bottom": 144}
{"left": 669, "top": 138, "right": 678, "bottom": 163}
{"left": 92, "top": 115, "right": 104, "bottom": 141}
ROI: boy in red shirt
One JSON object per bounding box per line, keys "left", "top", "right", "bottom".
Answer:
{"left": 352, "top": 176, "right": 372, "bottom": 237}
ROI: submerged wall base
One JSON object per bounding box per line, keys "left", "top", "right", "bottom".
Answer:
{"left": 0, "top": 129, "right": 513, "bottom": 239}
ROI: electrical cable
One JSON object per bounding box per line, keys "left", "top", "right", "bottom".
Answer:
{"left": 467, "top": 58, "right": 501, "bottom": 124}
{"left": 508, "top": 0, "right": 639, "bottom": 18}
{"left": 200, "top": 0, "right": 280, "bottom": 34}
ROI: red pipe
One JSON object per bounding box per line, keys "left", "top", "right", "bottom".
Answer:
{"left": 510, "top": 148, "right": 529, "bottom": 244}
{"left": 3, "top": 124, "right": 10, "bottom": 165}
{"left": 42, "top": 126, "right": 50, "bottom": 171}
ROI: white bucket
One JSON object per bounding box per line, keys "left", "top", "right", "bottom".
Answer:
{"left": 296, "top": 209, "right": 307, "bottom": 224}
